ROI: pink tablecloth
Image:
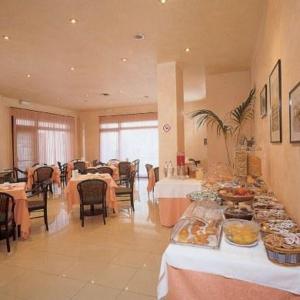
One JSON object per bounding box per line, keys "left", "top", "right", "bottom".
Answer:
{"left": 147, "top": 168, "right": 156, "bottom": 193}
{"left": 64, "top": 174, "right": 118, "bottom": 212}
{"left": 27, "top": 165, "right": 61, "bottom": 190}
{"left": 167, "top": 265, "right": 300, "bottom": 300}
{"left": 0, "top": 182, "right": 30, "bottom": 239}
{"left": 158, "top": 198, "right": 191, "bottom": 227}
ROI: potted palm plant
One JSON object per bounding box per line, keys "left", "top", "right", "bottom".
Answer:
{"left": 191, "top": 89, "right": 255, "bottom": 168}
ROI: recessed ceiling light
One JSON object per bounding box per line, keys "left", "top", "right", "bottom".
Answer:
{"left": 3, "top": 35, "right": 9, "bottom": 40}
{"left": 121, "top": 58, "right": 128, "bottom": 62}
{"left": 70, "top": 67, "right": 75, "bottom": 71}
{"left": 26, "top": 74, "right": 31, "bottom": 78}
{"left": 144, "top": 95, "right": 149, "bottom": 98}
{"left": 133, "top": 33, "right": 145, "bottom": 40}
{"left": 185, "top": 47, "right": 191, "bottom": 53}
{"left": 159, "top": 0, "right": 167, "bottom": 4}
{"left": 101, "top": 93, "right": 110, "bottom": 96}
{"left": 69, "top": 18, "right": 78, "bottom": 24}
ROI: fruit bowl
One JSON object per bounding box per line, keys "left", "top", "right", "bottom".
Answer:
{"left": 218, "top": 187, "right": 254, "bottom": 207}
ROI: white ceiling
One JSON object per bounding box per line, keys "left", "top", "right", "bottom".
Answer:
{"left": 0, "top": 0, "right": 265, "bottom": 110}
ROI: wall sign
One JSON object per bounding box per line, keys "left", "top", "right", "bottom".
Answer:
{"left": 163, "top": 123, "right": 171, "bottom": 133}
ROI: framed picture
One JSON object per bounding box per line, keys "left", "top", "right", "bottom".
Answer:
{"left": 289, "top": 81, "right": 300, "bottom": 143}
{"left": 269, "top": 59, "right": 282, "bottom": 143}
{"left": 260, "top": 84, "right": 267, "bottom": 118}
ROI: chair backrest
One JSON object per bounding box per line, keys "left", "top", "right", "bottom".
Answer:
{"left": 73, "top": 161, "right": 86, "bottom": 174}
{"left": 72, "top": 159, "right": 80, "bottom": 162}
{"left": 145, "top": 164, "right": 153, "bottom": 178}
{"left": 86, "top": 168, "right": 98, "bottom": 174}
{"left": 108, "top": 159, "right": 120, "bottom": 165}
{"left": 27, "top": 183, "right": 48, "bottom": 207}
{"left": 153, "top": 167, "right": 159, "bottom": 183}
{"left": 77, "top": 179, "right": 107, "bottom": 205}
{"left": 96, "top": 167, "right": 113, "bottom": 176}
{"left": 0, "top": 192, "right": 14, "bottom": 226}
{"left": 132, "top": 159, "right": 140, "bottom": 171}
{"left": 34, "top": 166, "right": 53, "bottom": 183}
{"left": 118, "top": 161, "right": 131, "bottom": 177}
{"left": 129, "top": 170, "right": 136, "bottom": 189}
{"left": 32, "top": 163, "right": 39, "bottom": 167}
{"left": 13, "top": 168, "right": 28, "bottom": 182}
{"left": 57, "top": 161, "right": 63, "bottom": 171}
{"left": 92, "top": 160, "right": 98, "bottom": 167}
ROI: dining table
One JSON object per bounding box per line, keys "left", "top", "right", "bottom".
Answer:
{"left": 64, "top": 173, "right": 118, "bottom": 212}
{"left": 155, "top": 178, "right": 202, "bottom": 227}
{"left": 26, "top": 165, "right": 61, "bottom": 190}
{"left": 0, "top": 182, "right": 30, "bottom": 239}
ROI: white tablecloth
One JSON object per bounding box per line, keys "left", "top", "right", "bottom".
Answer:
{"left": 155, "top": 178, "right": 202, "bottom": 198}
{"left": 157, "top": 236, "right": 300, "bottom": 299}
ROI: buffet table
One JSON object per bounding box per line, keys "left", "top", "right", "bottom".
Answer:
{"left": 155, "top": 178, "right": 202, "bottom": 227}
{"left": 158, "top": 238, "right": 300, "bottom": 300}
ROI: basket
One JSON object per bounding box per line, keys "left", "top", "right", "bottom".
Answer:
{"left": 263, "top": 234, "right": 300, "bottom": 266}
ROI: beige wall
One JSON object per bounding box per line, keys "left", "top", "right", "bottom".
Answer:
{"left": 251, "top": 0, "right": 300, "bottom": 224}
{"left": 184, "top": 71, "right": 251, "bottom": 167}
{"left": 0, "top": 95, "right": 78, "bottom": 169}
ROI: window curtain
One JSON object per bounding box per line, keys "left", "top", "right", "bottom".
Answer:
{"left": 99, "top": 113, "right": 158, "bottom": 177}
{"left": 11, "top": 108, "right": 75, "bottom": 170}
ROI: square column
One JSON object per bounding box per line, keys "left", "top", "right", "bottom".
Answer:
{"left": 157, "top": 62, "right": 185, "bottom": 177}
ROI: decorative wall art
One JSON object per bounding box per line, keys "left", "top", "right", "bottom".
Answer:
{"left": 260, "top": 84, "right": 267, "bottom": 118}
{"left": 269, "top": 59, "right": 282, "bottom": 143}
{"left": 289, "top": 81, "right": 300, "bottom": 143}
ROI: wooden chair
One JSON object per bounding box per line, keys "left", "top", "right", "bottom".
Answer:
{"left": 33, "top": 166, "right": 53, "bottom": 193}
{"left": 92, "top": 160, "right": 98, "bottom": 167}
{"left": 73, "top": 161, "right": 86, "bottom": 174}
{"left": 132, "top": 159, "right": 140, "bottom": 178}
{"left": 96, "top": 167, "right": 113, "bottom": 176}
{"left": 77, "top": 179, "right": 107, "bottom": 227}
{"left": 13, "top": 167, "right": 28, "bottom": 183}
{"left": 115, "top": 171, "right": 136, "bottom": 211}
{"left": 86, "top": 168, "right": 98, "bottom": 174}
{"left": 154, "top": 167, "right": 159, "bottom": 183}
{"left": 0, "top": 192, "right": 16, "bottom": 252}
{"left": 118, "top": 161, "right": 131, "bottom": 186}
{"left": 26, "top": 183, "right": 49, "bottom": 231}
{"left": 188, "top": 158, "right": 200, "bottom": 167}
{"left": 145, "top": 164, "right": 153, "bottom": 179}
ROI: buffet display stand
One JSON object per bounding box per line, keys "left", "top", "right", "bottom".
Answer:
{"left": 155, "top": 178, "right": 202, "bottom": 227}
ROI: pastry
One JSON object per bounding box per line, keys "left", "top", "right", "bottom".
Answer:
{"left": 178, "top": 228, "right": 189, "bottom": 242}
{"left": 193, "top": 233, "right": 208, "bottom": 245}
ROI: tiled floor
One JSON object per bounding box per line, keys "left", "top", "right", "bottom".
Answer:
{"left": 0, "top": 179, "right": 170, "bottom": 300}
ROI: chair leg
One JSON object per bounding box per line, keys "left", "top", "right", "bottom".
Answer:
{"left": 44, "top": 208, "right": 49, "bottom": 231}
{"left": 17, "top": 225, "right": 21, "bottom": 238}
{"left": 131, "top": 194, "right": 135, "bottom": 212}
{"left": 6, "top": 235, "right": 10, "bottom": 252}
{"left": 80, "top": 205, "right": 84, "bottom": 227}
{"left": 12, "top": 224, "right": 16, "bottom": 241}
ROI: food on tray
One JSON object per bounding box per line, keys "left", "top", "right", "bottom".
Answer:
{"left": 219, "top": 187, "right": 254, "bottom": 197}
{"left": 186, "top": 190, "right": 219, "bottom": 201}
{"left": 224, "top": 207, "right": 254, "bottom": 220}
{"left": 261, "top": 220, "right": 299, "bottom": 235}
{"left": 223, "top": 220, "right": 259, "bottom": 246}
{"left": 253, "top": 196, "right": 284, "bottom": 210}
{"left": 254, "top": 209, "right": 290, "bottom": 222}
{"left": 171, "top": 217, "right": 222, "bottom": 249}
{"left": 193, "top": 233, "right": 209, "bottom": 245}
{"left": 178, "top": 228, "right": 189, "bottom": 242}
{"left": 264, "top": 233, "right": 300, "bottom": 249}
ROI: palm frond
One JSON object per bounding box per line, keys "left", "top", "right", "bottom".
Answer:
{"left": 190, "top": 109, "right": 231, "bottom": 136}
{"left": 230, "top": 89, "right": 255, "bottom": 127}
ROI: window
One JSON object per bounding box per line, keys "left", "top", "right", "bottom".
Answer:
{"left": 11, "top": 108, "right": 75, "bottom": 169}
{"left": 99, "top": 113, "right": 158, "bottom": 177}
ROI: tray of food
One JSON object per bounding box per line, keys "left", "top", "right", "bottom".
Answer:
{"left": 171, "top": 217, "right": 223, "bottom": 249}
{"left": 223, "top": 219, "right": 260, "bottom": 247}
{"left": 224, "top": 207, "right": 254, "bottom": 221}
{"left": 253, "top": 195, "right": 284, "bottom": 210}
{"left": 218, "top": 187, "right": 255, "bottom": 205}
{"left": 260, "top": 219, "right": 299, "bottom": 237}
{"left": 254, "top": 209, "right": 290, "bottom": 223}
{"left": 263, "top": 233, "right": 300, "bottom": 266}
{"left": 186, "top": 190, "right": 219, "bottom": 202}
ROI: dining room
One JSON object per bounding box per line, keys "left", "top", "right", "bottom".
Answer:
{"left": 0, "top": 0, "right": 300, "bottom": 300}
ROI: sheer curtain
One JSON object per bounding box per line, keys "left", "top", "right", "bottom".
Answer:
{"left": 99, "top": 113, "right": 158, "bottom": 177}
{"left": 11, "top": 108, "right": 75, "bottom": 169}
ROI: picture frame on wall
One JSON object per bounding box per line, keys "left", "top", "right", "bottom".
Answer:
{"left": 269, "top": 59, "right": 282, "bottom": 143}
{"left": 289, "top": 81, "right": 300, "bottom": 143}
{"left": 260, "top": 84, "right": 267, "bottom": 118}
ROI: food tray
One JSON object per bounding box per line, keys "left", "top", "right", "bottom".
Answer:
{"left": 171, "top": 217, "right": 223, "bottom": 249}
